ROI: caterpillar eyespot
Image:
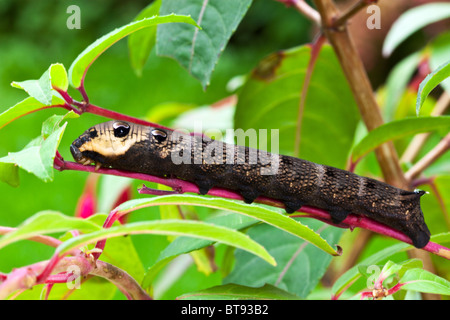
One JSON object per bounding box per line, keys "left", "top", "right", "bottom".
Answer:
{"left": 71, "top": 120, "right": 431, "bottom": 249}
{"left": 112, "top": 121, "right": 130, "bottom": 138}
{"left": 151, "top": 129, "right": 167, "bottom": 142}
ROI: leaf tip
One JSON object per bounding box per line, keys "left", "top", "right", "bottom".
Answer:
{"left": 334, "top": 245, "right": 343, "bottom": 256}
{"left": 10, "top": 81, "right": 20, "bottom": 89}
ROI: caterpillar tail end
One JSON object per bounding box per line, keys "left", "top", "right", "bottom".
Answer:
{"left": 405, "top": 218, "right": 431, "bottom": 249}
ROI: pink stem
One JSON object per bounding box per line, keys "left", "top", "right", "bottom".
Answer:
{"left": 43, "top": 283, "right": 54, "bottom": 300}
{"left": 35, "top": 254, "right": 63, "bottom": 284}
{"left": 45, "top": 272, "right": 72, "bottom": 284}
{"left": 82, "top": 103, "right": 172, "bottom": 130}
{"left": 52, "top": 86, "right": 171, "bottom": 130}
{"left": 92, "top": 208, "right": 121, "bottom": 260}
{"left": 53, "top": 154, "right": 450, "bottom": 261}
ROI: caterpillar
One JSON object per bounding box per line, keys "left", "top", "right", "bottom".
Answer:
{"left": 70, "top": 120, "right": 431, "bottom": 248}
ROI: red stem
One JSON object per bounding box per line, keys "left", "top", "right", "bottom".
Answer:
{"left": 45, "top": 272, "right": 72, "bottom": 284}
{"left": 77, "top": 75, "right": 90, "bottom": 103}
{"left": 53, "top": 154, "right": 450, "bottom": 261}
{"left": 92, "top": 208, "right": 121, "bottom": 260}
{"left": 83, "top": 103, "right": 171, "bottom": 130}
{"left": 35, "top": 254, "right": 63, "bottom": 284}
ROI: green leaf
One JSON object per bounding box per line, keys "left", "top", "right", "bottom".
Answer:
{"left": 157, "top": 0, "right": 252, "bottom": 88}
{"left": 224, "top": 220, "right": 343, "bottom": 298}
{"left": 11, "top": 64, "right": 68, "bottom": 105}
{"left": 0, "top": 65, "right": 69, "bottom": 129}
{"left": 0, "top": 162, "right": 19, "bottom": 187}
{"left": 177, "top": 283, "right": 301, "bottom": 300}
{"left": 115, "top": 194, "right": 340, "bottom": 256}
{"left": 41, "top": 111, "right": 78, "bottom": 139}
{"left": 142, "top": 211, "right": 258, "bottom": 289}
{"left": 416, "top": 60, "right": 450, "bottom": 115}
{"left": 0, "top": 115, "right": 70, "bottom": 183}
{"left": 11, "top": 71, "right": 52, "bottom": 105}
{"left": 383, "top": 3, "right": 450, "bottom": 57}
{"left": 380, "top": 259, "right": 423, "bottom": 282}
{"left": 230, "top": 45, "right": 355, "bottom": 298}
{"left": 0, "top": 97, "right": 45, "bottom": 129}
{"left": 49, "top": 63, "right": 69, "bottom": 91}
{"left": 55, "top": 219, "right": 276, "bottom": 266}
{"left": 234, "top": 45, "right": 359, "bottom": 168}
{"left": 351, "top": 116, "right": 450, "bottom": 162}
{"left": 69, "top": 14, "right": 199, "bottom": 88}
{"left": 357, "top": 259, "right": 423, "bottom": 294}
{"left": 0, "top": 211, "right": 101, "bottom": 250}
{"left": 331, "top": 233, "right": 450, "bottom": 298}
{"left": 157, "top": 212, "right": 257, "bottom": 262}
{"left": 383, "top": 52, "right": 421, "bottom": 121}
{"left": 400, "top": 268, "right": 450, "bottom": 295}
{"left": 333, "top": 243, "right": 408, "bottom": 298}
{"left": 128, "top": 0, "right": 162, "bottom": 77}
{"left": 429, "top": 31, "right": 450, "bottom": 94}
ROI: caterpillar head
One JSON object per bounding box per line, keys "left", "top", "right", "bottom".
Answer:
{"left": 70, "top": 121, "right": 150, "bottom": 168}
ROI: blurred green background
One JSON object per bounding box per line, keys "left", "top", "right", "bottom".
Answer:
{"left": 1, "top": 0, "right": 447, "bottom": 299}
{"left": 0, "top": 0, "right": 312, "bottom": 296}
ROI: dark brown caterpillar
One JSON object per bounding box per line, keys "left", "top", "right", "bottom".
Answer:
{"left": 70, "top": 120, "right": 431, "bottom": 248}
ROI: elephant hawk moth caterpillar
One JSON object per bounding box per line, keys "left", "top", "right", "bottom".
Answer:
{"left": 71, "top": 120, "right": 431, "bottom": 248}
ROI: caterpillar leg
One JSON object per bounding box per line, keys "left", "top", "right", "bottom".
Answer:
{"left": 329, "top": 209, "right": 349, "bottom": 224}
{"left": 283, "top": 201, "right": 304, "bottom": 214}
{"left": 195, "top": 179, "right": 214, "bottom": 195}
{"left": 239, "top": 189, "right": 260, "bottom": 204}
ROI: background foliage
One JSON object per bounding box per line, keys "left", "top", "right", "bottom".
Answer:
{"left": 0, "top": 0, "right": 449, "bottom": 300}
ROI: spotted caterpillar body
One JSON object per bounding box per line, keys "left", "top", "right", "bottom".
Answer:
{"left": 71, "top": 120, "right": 431, "bottom": 248}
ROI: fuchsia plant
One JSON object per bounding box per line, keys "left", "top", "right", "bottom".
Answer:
{"left": 2, "top": 67, "right": 447, "bottom": 299}
{"left": 1, "top": 1, "right": 450, "bottom": 300}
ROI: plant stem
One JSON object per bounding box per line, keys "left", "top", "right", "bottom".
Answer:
{"left": 312, "top": 0, "right": 408, "bottom": 189}
{"left": 91, "top": 261, "right": 151, "bottom": 300}
{"left": 78, "top": 77, "right": 89, "bottom": 103}
{"left": 404, "top": 133, "right": 450, "bottom": 182}
{"left": 0, "top": 261, "right": 48, "bottom": 300}
{"left": 333, "top": 0, "right": 378, "bottom": 28}
{"left": 53, "top": 86, "right": 172, "bottom": 130}
{"left": 0, "top": 227, "right": 63, "bottom": 249}
{"left": 82, "top": 102, "right": 172, "bottom": 130}
{"left": 53, "top": 154, "right": 450, "bottom": 260}
{"left": 0, "top": 232, "right": 150, "bottom": 299}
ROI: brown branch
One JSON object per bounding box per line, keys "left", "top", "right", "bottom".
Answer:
{"left": 311, "top": 0, "right": 413, "bottom": 274}
{"left": 312, "top": 0, "right": 408, "bottom": 190}
{"left": 405, "top": 133, "right": 450, "bottom": 182}
{"left": 91, "top": 261, "right": 151, "bottom": 300}
{"left": 333, "top": 0, "right": 378, "bottom": 28}
{"left": 0, "top": 228, "right": 151, "bottom": 300}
